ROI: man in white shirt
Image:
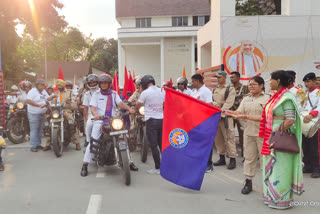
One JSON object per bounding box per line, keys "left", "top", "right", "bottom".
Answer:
{"left": 176, "top": 77, "right": 192, "bottom": 96}
{"left": 80, "top": 74, "right": 136, "bottom": 176}
{"left": 136, "top": 75, "right": 165, "bottom": 175}
{"left": 301, "top": 72, "right": 320, "bottom": 178}
{"left": 26, "top": 79, "right": 55, "bottom": 152}
{"left": 229, "top": 40, "right": 262, "bottom": 78}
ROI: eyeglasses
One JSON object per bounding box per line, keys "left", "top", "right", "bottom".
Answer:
{"left": 178, "top": 83, "right": 184, "bottom": 85}
{"left": 248, "top": 83, "right": 259, "bottom": 87}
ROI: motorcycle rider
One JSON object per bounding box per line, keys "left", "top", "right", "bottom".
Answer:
{"left": 176, "top": 77, "right": 192, "bottom": 96}
{"left": 46, "top": 85, "right": 54, "bottom": 96}
{"left": 66, "top": 80, "right": 73, "bottom": 90}
{"left": 6, "top": 85, "right": 19, "bottom": 118}
{"left": 80, "top": 74, "right": 138, "bottom": 177}
{"left": 43, "top": 79, "right": 81, "bottom": 151}
{"left": 18, "top": 81, "right": 32, "bottom": 104}
{"left": 136, "top": 75, "right": 165, "bottom": 174}
{"left": 128, "top": 76, "right": 143, "bottom": 103}
{"left": 83, "top": 74, "right": 99, "bottom": 147}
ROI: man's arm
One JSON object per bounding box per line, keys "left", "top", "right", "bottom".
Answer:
{"left": 83, "top": 106, "right": 88, "bottom": 122}
{"left": 26, "top": 99, "right": 46, "bottom": 108}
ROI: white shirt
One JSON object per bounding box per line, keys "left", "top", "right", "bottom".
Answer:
{"left": 177, "top": 88, "right": 193, "bottom": 96}
{"left": 138, "top": 86, "right": 165, "bottom": 120}
{"left": 192, "top": 85, "right": 213, "bottom": 103}
{"left": 6, "top": 95, "right": 18, "bottom": 105}
{"left": 288, "top": 86, "right": 303, "bottom": 111}
{"left": 83, "top": 89, "right": 100, "bottom": 119}
{"left": 229, "top": 53, "right": 262, "bottom": 77}
{"left": 27, "top": 88, "right": 49, "bottom": 114}
{"left": 90, "top": 91, "right": 122, "bottom": 117}
{"left": 18, "top": 91, "right": 28, "bottom": 104}
{"left": 302, "top": 87, "right": 320, "bottom": 118}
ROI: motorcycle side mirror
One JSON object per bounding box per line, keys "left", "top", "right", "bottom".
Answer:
{"left": 126, "top": 92, "right": 132, "bottom": 97}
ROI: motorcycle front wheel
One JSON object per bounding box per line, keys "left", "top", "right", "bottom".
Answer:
{"left": 52, "top": 128, "right": 63, "bottom": 157}
{"left": 120, "top": 149, "right": 131, "bottom": 186}
{"left": 7, "top": 117, "right": 27, "bottom": 144}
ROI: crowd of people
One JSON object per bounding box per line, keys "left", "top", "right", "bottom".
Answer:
{"left": 1, "top": 69, "right": 320, "bottom": 210}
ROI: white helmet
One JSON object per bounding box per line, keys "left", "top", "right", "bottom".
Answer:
{"left": 86, "top": 74, "right": 99, "bottom": 92}
{"left": 11, "top": 85, "right": 18, "bottom": 91}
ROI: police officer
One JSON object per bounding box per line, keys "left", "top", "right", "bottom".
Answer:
{"left": 226, "top": 76, "right": 270, "bottom": 194}
{"left": 136, "top": 75, "right": 165, "bottom": 174}
{"left": 213, "top": 71, "right": 238, "bottom": 170}
{"left": 301, "top": 72, "right": 320, "bottom": 178}
{"left": 43, "top": 79, "right": 81, "bottom": 151}
{"left": 230, "top": 72, "right": 249, "bottom": 157}
{"left": 177, "top": 77, "right": 193, "bottom": 96}
{"left": 128, "top": 76, "right": 143, "bottom": 103}
{"left": 80, "top": 74, "right": 137, "bottom": 176}
{"left": 82, "top": 74, "right": 99, "bottom": 147}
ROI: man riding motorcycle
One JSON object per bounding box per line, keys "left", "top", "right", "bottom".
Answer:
{"left": 6, "top": 85, "right": 19, "bottom": 118}
{"left": 43, "top": 79, "right": 81, "bottom": 151}
{"left": 176, "top": 77, "right": 192, "bottom": 96}
{"left": 80, "top": 74, "right": 138, "bottom": 177}
{"left": 83, "top": 74, "right": 99, "bottom": 147}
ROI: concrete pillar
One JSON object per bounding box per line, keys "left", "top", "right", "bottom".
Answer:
{"left": 160, "top": 38, "right": 165, "bottom": 85}
{"left": 118, "top": 39, "right": 123, "bottom": 88}
{"left": 191, "top": 36, "right": 195, "bottom": 75}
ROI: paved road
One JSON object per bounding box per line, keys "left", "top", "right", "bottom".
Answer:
{"left": 0, "top": 137, "right": 319, "bottom": 214}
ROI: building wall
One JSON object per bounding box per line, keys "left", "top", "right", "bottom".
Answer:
{"left": 124, "top": 45, "right": 161, "bottom": 86}
{"left": 163, "top": 37, "right": 193, "bottom": 82}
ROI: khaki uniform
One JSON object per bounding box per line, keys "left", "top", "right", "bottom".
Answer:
{"left": 237, "top": 93, "right": 270, "bottom": 180}
{"left": 46, "top": 90, "right": 80, "bottom": 146}
{"left": 213, "top": 84, "right": 237, "bottom": 158}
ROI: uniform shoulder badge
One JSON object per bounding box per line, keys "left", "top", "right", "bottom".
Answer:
{"left": 316, "top": 89, "right": 320, "bottom": 96}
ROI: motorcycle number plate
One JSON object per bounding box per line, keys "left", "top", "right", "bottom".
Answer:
{"left": 50, "top": 119, "right": 63, "bottom": 123}
{"left": 109, "top": 130, "right": 128, "bottom": 136}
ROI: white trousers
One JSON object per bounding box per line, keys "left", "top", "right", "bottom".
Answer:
{"left": 85, "top": 118, "right": 94, "bottom": 143}
{"left": 83, "top": 121, "right": 103, "bottom": 163}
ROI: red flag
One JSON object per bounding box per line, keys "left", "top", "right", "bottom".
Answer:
{"left": 183, "top": 67, "right": 186, "bottom": 78}
{"left": 57, "top": 65, "right": 65, "bottom": 80}
{"left": 113, "top": 72, "right": 120, "bottom": 96}
{"left": 133, "top": 71, "right": 135, "bottom": 79}
{"left": 128, "top": 71, "right": 135, "bottom": 95}
{"left": 123, "top": 66, "right": 129, "bottom": 100}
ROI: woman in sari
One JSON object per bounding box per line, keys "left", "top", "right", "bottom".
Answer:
{"left": 259, "top": 70, "right": 304, "bottom": 209}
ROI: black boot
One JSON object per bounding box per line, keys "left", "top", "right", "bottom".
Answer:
{"left": 80, "top": 164, "right": 88, "bottom": 177}
{"left": 241, "top": 179, "right": 252, "bottom": 194}
{"left": 227, "top": 158, "right": 236, "bottom": 170}
{"left": 130, "top": 162, "right": 139, "bottom": 171}
{"left": 213, "top": 155, "right": 226, "bottom": 166}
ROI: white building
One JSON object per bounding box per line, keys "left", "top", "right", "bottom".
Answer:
{"left": 116, "top": 0, "right": 210, "bottom": 87}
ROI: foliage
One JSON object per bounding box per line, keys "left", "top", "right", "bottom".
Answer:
{"left": 235, "top": 0, "right": 281, "bottom": 16}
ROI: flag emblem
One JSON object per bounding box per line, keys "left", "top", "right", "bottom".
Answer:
{"left": 169, "top": 129, "right": 188, "bottom": 149}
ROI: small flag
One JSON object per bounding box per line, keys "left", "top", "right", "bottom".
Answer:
{"left": 160, "top": 88, "right": 221, "bottom": 190}
{"left": 183, "top": 67, "right": 186, "bottom": 78}
{"left": 57, "top": 65, "right": 65, "bottom": 80}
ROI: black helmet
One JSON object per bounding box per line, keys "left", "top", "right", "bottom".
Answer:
{"left": 66, "top": 80, "right": 73, "bottom": 87}
{"left": 98, "top": 74, "right": 112, "bottom": 83}
{"left": 177, "top": 77, "right": 188, "bottom": 87}
{"left": 141, "top": 75, "right": 155, "bottom": 89}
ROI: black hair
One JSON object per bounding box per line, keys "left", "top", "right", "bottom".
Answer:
{"left": 249, "top": 76, "right": 265, "bottom": 91}
{"left": 270, "top": 70, "right": 290, "bottom": 87}
{"left": 230, "top": 71, "right": 240, "bottom": 78}
{"left": 191, "top": 74, "right": 204, "bottom": 84}
{"left": 286, "top": 70, "right": 296, "bottom": 86}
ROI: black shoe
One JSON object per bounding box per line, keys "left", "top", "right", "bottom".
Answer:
{"left": 84, "top": 141, "right": 89, "bottom": 147}
{"left": 241, "top": 179, "right": 252, "bottom": 194}
{"left": 213, "top": 155, "right": 226, "bottom": 166}
{"left": 36, "top": 145, "right": 43, "bottom": 149}
{"left": 303, "top": 167, "right": 313, "bottom": 173}
{"left": 130, "top": 163, "right": 139, "bottom": 171}
{"left": 30, "top": 148, "right": 38, "bottom": 152}
{"left": 81, "top": 164, "right": 88, "bottom": 177}
{"left": 228, "top": 158, "right": 236, "bottom": 170}
{"left": 205, "top": 164, "right": 214, "bottom": 173}
{"left": 311, "top": 170, "right": 320, "bottom": 178}
{"left": 0, "top": 162, "right": 4, "bottom": 171}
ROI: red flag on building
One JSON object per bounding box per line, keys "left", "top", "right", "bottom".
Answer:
{"left": 122, "top": 66, "right": 129, "bottom": 100}
{"left": 128, "top": 71, "right": 135, "bottom": 95}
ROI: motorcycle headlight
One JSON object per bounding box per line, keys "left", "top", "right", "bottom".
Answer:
{"left": 139, "top": 106, "right": 145, "bottom": 115}
{"left": 17, "top": 102, "right": 24, "bottom": 109}
{"left": 112, "top": 119, "right": 124, "bottom": 130}
{"left": 52, "top": 111, "right": 60, "bottom": 119}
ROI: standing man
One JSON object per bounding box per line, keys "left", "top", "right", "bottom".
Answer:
{"left": 136, "top": 75, "right": 165, "bottom": 174}
{"left": 230, "top": 72, "right": 249, "bottom": 157}
{"left": 176, "top": 77, "right": 193, "bottom": 96}
{"left": 213, "top": 71, "right": 238, "bottom": 170}
{"left": 302, "top": 72, "right": 320, "bottom": 178}
{"left": 26, "top": 79, "right": 54, "bottom": 152}
{"left": 191, "top": 73, "right": 214, "bottom": 172}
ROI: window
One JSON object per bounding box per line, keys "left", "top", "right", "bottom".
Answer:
{"left": 193, "top": 16, "right": 210, "bottom": 26}
{"left": 172, "top": 16, "right": 188, "bottom": 26}
{"left": 136, "top": 18, "right": 151, "bottom": 28}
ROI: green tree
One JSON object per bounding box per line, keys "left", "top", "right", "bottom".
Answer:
{"left": 236, "top": 0, "right": 281, "bottom": 16}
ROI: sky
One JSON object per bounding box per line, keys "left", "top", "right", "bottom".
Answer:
{"left": 59, "top": 0, "right": 119, "bottom": 39}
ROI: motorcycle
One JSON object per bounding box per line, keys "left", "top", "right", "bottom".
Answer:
{"left": 49, "top": 103, "right": 76, "bottom": 157}
{"left": 90, "top": 108, "right": 131, "bottom": 186}
{"left": 6, "top": 102, "right": 29, "bottom": 144}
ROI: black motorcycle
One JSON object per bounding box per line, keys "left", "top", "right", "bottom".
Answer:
{"left": 90, "top": 108, "right": 131, "bottom": 186}
{"left": 49, "top": 104, "right": 76, "bottom": 157}
{"left": 6, "top": 102, "right": 29, "bottom": 144}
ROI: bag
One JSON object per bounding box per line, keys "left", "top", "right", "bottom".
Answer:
{"left": 269, "top": 123, "right": 300, "bottom": 154}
